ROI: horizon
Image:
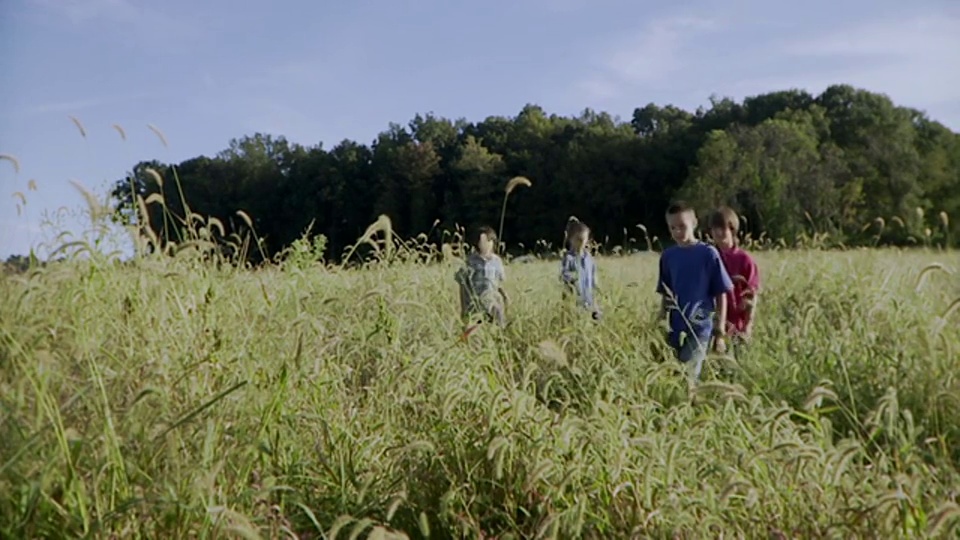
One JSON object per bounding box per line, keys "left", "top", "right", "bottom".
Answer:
{"left": 2, "top": 0, "right": 959, "bottom": 258}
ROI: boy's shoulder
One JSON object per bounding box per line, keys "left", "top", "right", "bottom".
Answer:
{"left": 466, "top": 252, "right": 500, "bottom": 263}
{"left": 661, "top": 242, "right": 718, "bottom": 259}
{"left": 659, "top": 245, "right": 678, "bottom": 258}
{"left": 722, "top": 246, "right": 756, "bottom": 266}
{"left": 691, "top": 242, "right": 723, "bottom": 261}
{"left": 737, "top": 247, "right": 757, "bottom": 263}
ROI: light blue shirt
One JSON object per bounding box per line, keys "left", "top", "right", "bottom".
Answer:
{"left": 560, "top": 250, "right": 598, "bottom": 310}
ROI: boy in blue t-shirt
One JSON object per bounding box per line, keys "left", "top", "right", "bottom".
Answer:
{"left": 656, "top": 201, "right": 734, "bottom": 386}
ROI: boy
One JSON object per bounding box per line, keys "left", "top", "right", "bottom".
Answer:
{"left": 455, "top": 226, "right": 508, "bottom": 327}
{"left": 708, "top": 206, "right": 761, "bottom": 347}
{"left": 560, "top": 219, "right": 601, "bottom": 320}
{"left": 656, "top": 201, "right": 734, "bottom": 386}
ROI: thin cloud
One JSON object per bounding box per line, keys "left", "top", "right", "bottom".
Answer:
{"left": 29, "top": 0, "right": 206, "bottom": 47}
{"left": 241, "top": 98, "right": 316, "bottom": 143}
{"left": 24, "top": 97, "right": 106, "bottom": 115}
{"left": 716, "top": 13, "right": 960, "bottom": 129}
{"left": 239, "top": 60, "right": 336, "bottom": 91}
{"left": 772, "top": 15, "right": 960, "bottom": 107}
{"left": 202, "top": 72, "right": 216, "bottom": 91}
{"left": 21, "top": 91, "right": 161, "bottom": 117}
{"left": 576, "top": 16, "right": 719, "bottom": 101}
{"left": 570, "top": 5, "right": 960, "bottom": 129}
{"left": 782, "top": 15, "right": 960, "bottom": 59}
{"left": 522, "top": 0, "right": 592, "bottom": 14}
{"left": 30, "top": 0, "right": 134, "bottom": 25}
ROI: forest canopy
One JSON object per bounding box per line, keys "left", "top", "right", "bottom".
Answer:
{"left": 110, "top": 84, "right": 960, "bottom": 262}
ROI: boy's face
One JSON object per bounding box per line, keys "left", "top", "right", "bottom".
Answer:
{"left": 666, "top": 210, "right": 697, "bottom": 243}
{"left": 711, "top": 223, "right": 735, "bottom": 249}
{"left": 477, "top": 233, "right": 495, "bottom": 255}
{"left": 569, "top": 230, "right": 589, "bottom": 251}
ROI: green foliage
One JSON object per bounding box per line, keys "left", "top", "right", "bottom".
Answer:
{"left": 109, "top": 84, "right": 960, "bottom": 264}
{"left": 2, "top": 243, "right": 959, "bottom": 538}
{"left": 279, "top": 223, "right": 329, "bottom": 270}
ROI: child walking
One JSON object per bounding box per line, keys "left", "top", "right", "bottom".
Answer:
{"left": 708, "top": 207, "right": 761, "bottom": 350}
{"left": 655, "top": 201, "right": 734, "bottom": 386}
{"left": 560, "top": 218, "right": 601, "bottom": 320}
{"left": 455, "top": 226, "right": 508, "bottom": 327}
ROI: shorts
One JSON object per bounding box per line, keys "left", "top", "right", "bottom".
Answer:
{"left": 462, "top": 291, "right": 506, "bottom": 327}
{"left": 673, "top": 335, "right": 708, "bottom": 385}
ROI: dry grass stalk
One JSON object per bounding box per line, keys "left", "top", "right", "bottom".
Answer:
{"left": 498, "top": 175, "right": 532, "bottom": 253}
{"left": 0, "top": 153, "right": 20, "bottom": 173}
{"left": 147, "top": 124, "right": 169, "bottom": 148}
{"left": 68, "top": 115, "right": 87, "bottom": 138}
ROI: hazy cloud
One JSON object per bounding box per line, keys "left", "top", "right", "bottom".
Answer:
{"left": 579, "top": 16, "right": 718, "bottom": 98}
{"left": 29, "top": 0, "right": 206, "bottom": 47}
{"left": 30, "top": 0, "right": 136, "bottom": 25}
{"left": 19, "top": 91, "right": 161, "bottom": 118}
{"left": 772, "top": 15, "right": 960, "bottom": 107}
{"left": 572, "top": 5, "right": 960, "bottom": 128}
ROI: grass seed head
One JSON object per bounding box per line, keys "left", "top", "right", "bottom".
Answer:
{"left": 0, "top": 153, "right": 21, "bottom": 174}
{"left": 505, "top": 175, "right": 532, "bottom": 195}
{"left": 68, "top": 115, "right": 87, "bottom": 138}
{"left": 147, "top": 124, "right": 169, "bottom": 148}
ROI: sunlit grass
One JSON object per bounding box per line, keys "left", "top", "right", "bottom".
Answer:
{"left": 2, "top": 245, "right": 959, "bottom": 538}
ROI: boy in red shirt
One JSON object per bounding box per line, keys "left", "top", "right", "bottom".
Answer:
{"left": 708, "top": 207, "right": 761, "bottom": 352}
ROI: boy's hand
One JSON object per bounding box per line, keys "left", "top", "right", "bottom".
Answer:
{"left": 714, "top": 336, "right": 728, "bottom": 354}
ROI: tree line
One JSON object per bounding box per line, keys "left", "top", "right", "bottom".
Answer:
{"left": 110, "top": 83, "right": 960, "bottom": 263}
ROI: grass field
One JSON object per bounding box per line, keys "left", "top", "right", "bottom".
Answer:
{"left": 2, "top": 247, "right": 960, "bottom": 539}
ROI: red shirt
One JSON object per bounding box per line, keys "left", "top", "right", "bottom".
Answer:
{"left": 717, "top": 247, "right": 760, "bottom": 335}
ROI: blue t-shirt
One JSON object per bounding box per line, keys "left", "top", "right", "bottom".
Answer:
{"left": 656, "top": 242, "right": 734, "bottom": 348}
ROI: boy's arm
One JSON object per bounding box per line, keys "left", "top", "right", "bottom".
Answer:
{"left": 591, "top": 256, "right": 600, "bottom": 290}
{"left": 744, "top": 294, "right": 758, "bottom": 337}
{"left": 559, "top": 253, "right": 574, "bottom": 283}
{"left": 708, "top": 247, "right": 735, "bottom": 336}
{"left": 658, "top": 294, "right": 670, "bottom": 321}
{"left": 714, "top": 292, "right": 728, "bottom": 337}
{"left": 589, "top": 257, "right": 601, "bottom": 316}
{"left": 497, "top": 258, "right": 509, "bottom": 306}
{"left": 743, "top": 255, "right": 761, "bottom": 332}
{"left": 655, "top": 254, "right": 671, "bottom": 322}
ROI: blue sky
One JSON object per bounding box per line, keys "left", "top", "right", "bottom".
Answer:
{"left": 2, "top": 0, "right": 959, "bottom": 258}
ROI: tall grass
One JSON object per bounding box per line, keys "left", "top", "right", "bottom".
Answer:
{"left": 2, "top": 242, "right": 959, "bottom": 538}
{"left": 2, "top": 122, "right": 959, "bottom": 538}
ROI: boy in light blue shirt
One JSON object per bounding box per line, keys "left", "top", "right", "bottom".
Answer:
{"left": 656, "top": 201, "right": 734, "bottom": 386}
{"left": 560, "top": 219, "right": 601, "bottom": 320}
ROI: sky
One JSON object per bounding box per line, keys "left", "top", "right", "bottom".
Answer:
{"left": 2, "top": 0, "right": 959, "bottom": 258}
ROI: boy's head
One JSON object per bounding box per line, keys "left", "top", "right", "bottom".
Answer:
{"left": 708, "top": 206, "right": 740, "bottom": 249}
{"left": 565, "top": 218, "right": 590, "bottom": 252}
{"left": 665, "top": 201, "right": 697, "bottom": 244}
{"left": 473, "top": 226, "right": 497, "bottom": 256}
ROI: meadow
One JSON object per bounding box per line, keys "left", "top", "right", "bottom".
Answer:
{"left": 2, "top": 245, "right": 960, "bottom": 539}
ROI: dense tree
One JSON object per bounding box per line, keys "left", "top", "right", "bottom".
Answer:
{"left": 110, "top": 84, "right": 960, "bottom": 262}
